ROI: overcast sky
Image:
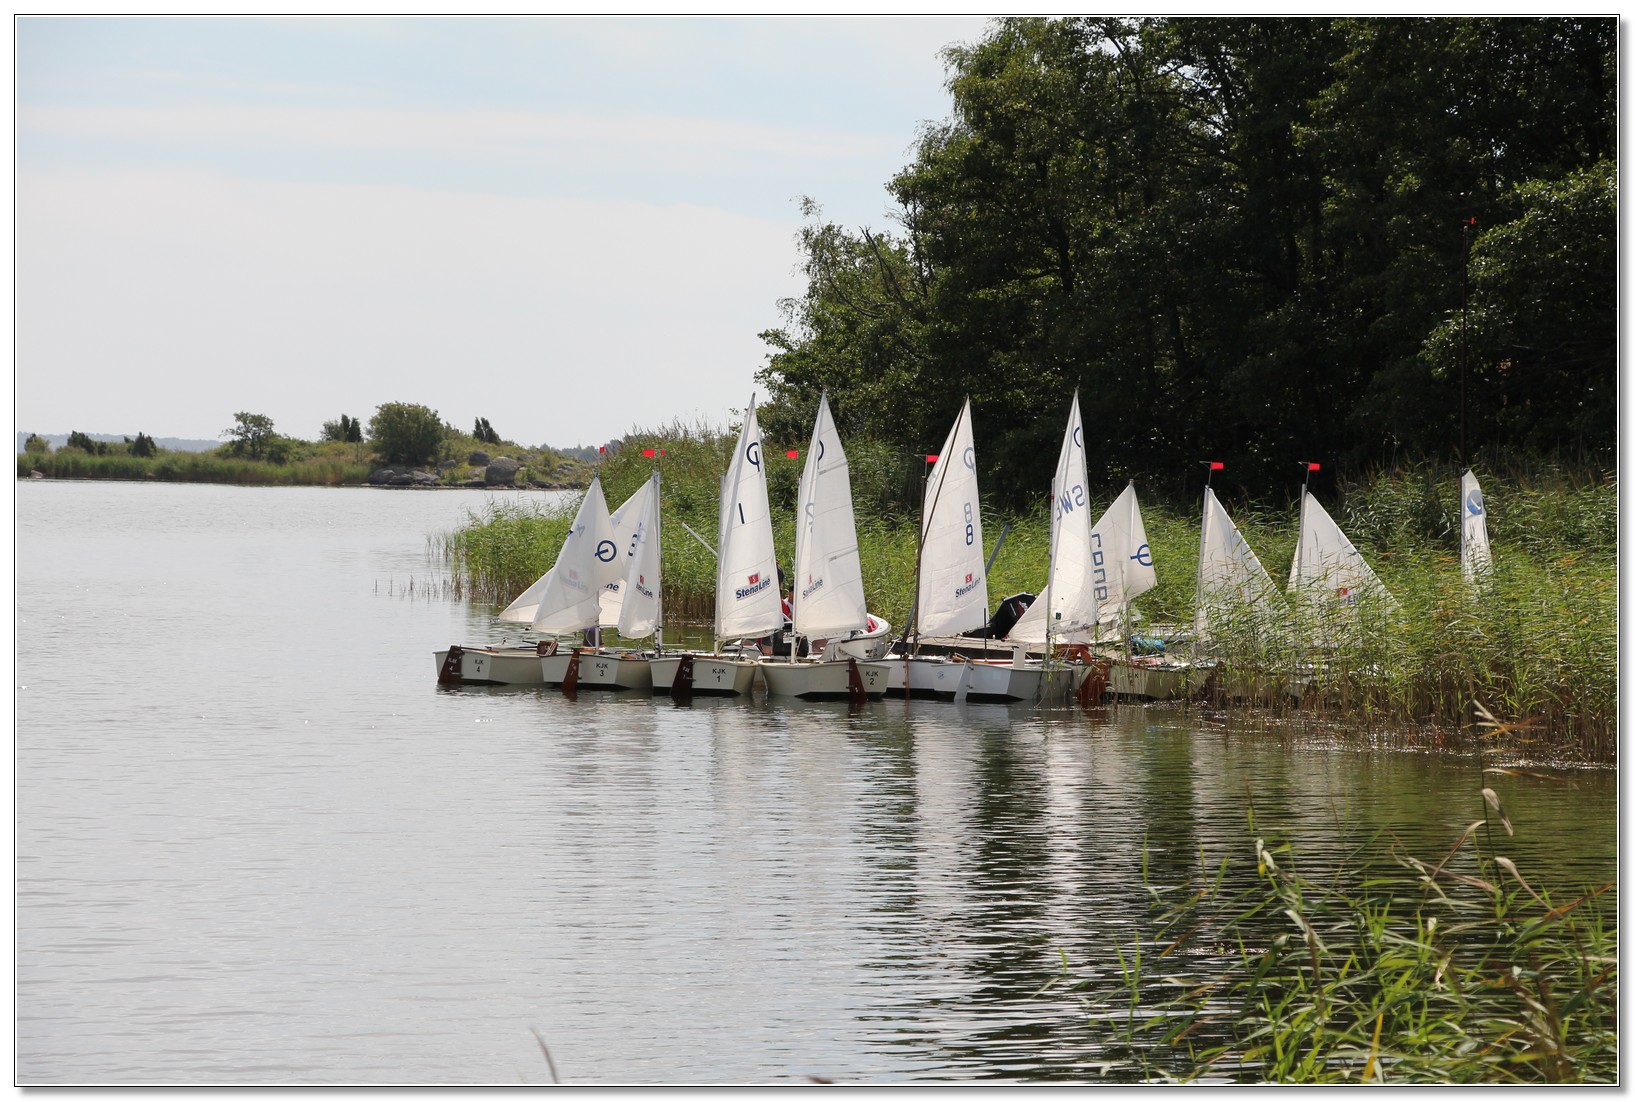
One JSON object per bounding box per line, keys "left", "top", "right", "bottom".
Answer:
{"left": 15, "top": 15, "right": 993, "bottom": 448}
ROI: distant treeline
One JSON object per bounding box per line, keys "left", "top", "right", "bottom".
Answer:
{"left": 756, "top": 17, "right": 1615, "bottom": 509}
{"left": 16, "top": 431, "right": 219, "bottom": 454}
{"left": 18, "top": 404, "right": 605, "bottom": 487}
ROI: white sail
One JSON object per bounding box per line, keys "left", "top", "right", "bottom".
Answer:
{"left": 497, "top": 566, "right": 553, "bottom": 624}
{"left": 1195, "top": 485, "right": 1281, "bottom": 639}
{"left": 1092, "top": 481, "right": 1157, "bottom": 627}
{"left": 597, "top": 478, "right": 659, "bottom": 628}
{"left": 715, "top": 401, "right": 784, "bottom": 640}
{"left": 917, "top": 398, "right": 989, "bottom": 638}
{"left": 529, "top": 475, "right": 620, "bottom": 633}
{"left": 616, "top": 471, "right": 663, "bottom": 639}
{"left": 1460, "top": 470, "right": 1493, "bottom": 583}
{"left": 1009, "top": 393, "right": 1097, "bottom": 645}
{"left": 1288, "top": 491, "right": 1395, "bottom": 611}
{"left": 792, "top": 392, "right": 869, "bottom": 641}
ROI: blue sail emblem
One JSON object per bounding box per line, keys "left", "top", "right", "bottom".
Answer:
{"left": 1466, "top": 492, "right": 1485, "bottom": 517}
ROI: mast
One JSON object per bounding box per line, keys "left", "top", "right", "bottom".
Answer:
{"left": 906, "top": 398, "right": 967, "bottom": 654}
{"left": 1295, "top": 461, "right": 1319, "bottom": 591}
{"left": 1194, "top": 461, "right": 1222, "bottom": 657}
{"left": 653, "top": 467, "right": 663, "bottom": 655}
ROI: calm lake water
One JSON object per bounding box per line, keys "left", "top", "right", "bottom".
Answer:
{"left": 14, "top": 481, "right": 1617, "bottom": 1085}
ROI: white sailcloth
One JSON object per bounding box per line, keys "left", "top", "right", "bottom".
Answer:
{"left": 792, "top": 392, "right": 869, "bottom": 641}
{"left": 917, "top": 398, "right": 989, "bottom": 638}
{"left": 715, "top": 401, "right": 784, "bottom": 640}
{"left": 529, "top": 475, "right": 620, "bottom": 633}
{"left": 1195, "top": 485, "right": 1281, "bottom": 639}
{"left": 1288, "top": 491, "right": 1395, "bottom": 611}
{"left": 1009, "top": 393, "right": 1097, "bottom": 645}
{"left": 615, "top": 472, "right": 663, "bottom": 639}
{"left": 1092, "top": 481, "right": 1157, "bottom": 628}
{"left": 1460, "top": 470, "right": 1493, "bottom": 583}
{"left": 597, "top": 478, "right": 660, "bottom": 628}
{"left": 497, "top": 566, "right": 553, "bottom": 624}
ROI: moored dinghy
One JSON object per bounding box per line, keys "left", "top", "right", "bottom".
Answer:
{"left": 436, "top": 475, "right": 614, "bottom": 686}
{"left": 649, "top": 400, "right": 780, "bottom": 697}
{"left": 758, "top": 392, "right": 892, "bottom": 700}
{"left": 533, "top": 475, "right": 653, "bottom": 691}
{"left": 1286, "top": 475, "right": 1398, "bottom": 701}
{"left": 1194, "top": 477, "right": 1288, "bottom": 700}
{"left": 559, "top": 469, "right": 666, "bottom": 691}
{"left": 996, "top": 391, "right": 1097, "bottom": 703}
{"left": 888, "top": 398, "right": 1006, "bottom": 700}
{"left": 1088, "top": 482, "right": 1201, "bottom": 700}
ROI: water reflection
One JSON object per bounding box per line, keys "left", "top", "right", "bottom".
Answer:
{"left": 16, "top": 484, "right": 1614, "bottom": 1085}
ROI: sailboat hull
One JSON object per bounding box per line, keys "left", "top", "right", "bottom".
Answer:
{"left": 964, "top": 660, "right": 1077, "bottom": 702}
{"left": 884, "top": 655, "right": 971, "bottom": 699}
{"left": 648, "top": 654, "right": 761, "bottom": 696}
{"left": 540, "top": 649, "right": 654, "bottom": 691}
{"left": 759, "top": 659, "right": 891, "bottom": 700}
{"left": 434, "top": 645, "right": 547, "bottom": 685}
{"left": 1104, "top": 656, "right": 1204, "bottom": 701}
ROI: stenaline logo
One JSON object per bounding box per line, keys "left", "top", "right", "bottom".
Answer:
{"left": 955, "top": 571, "right": 981, "bottom": 598}
{"left": 801, "top": 575, "right": 825, "bottom": 599}
{"left": 563, "top": 567, "right": 588, "bottom": 593}
{"left": 735, "top": 571, "right": 772, "bottom": 601}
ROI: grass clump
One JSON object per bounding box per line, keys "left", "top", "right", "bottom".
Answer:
{"left": 1080, "top": 783, "right": 1616, "bottom": 1083}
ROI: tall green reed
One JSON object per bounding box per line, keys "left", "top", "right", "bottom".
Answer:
{"left": 1080, "top": 777, "right": 1616, "bottom": 1083}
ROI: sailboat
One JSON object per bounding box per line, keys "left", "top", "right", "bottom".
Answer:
{"left": 1288, "top": 487, "right": 1398, "bottom": 624}
{"left": 530, "top": 475, "right": 656, "bottom": 691}
{"left": 1082, "top": 481, "right": 1200, "bottom": 701}
{"left": 435, "top": 473, "right": 620, "bottom": 686}
{"left": 539, "top": 470, "right": 665, "bottom": 691}
{"left": 1192, "top": 478, "right": 1288, "bottom": 701}
{"left": 648, "top": 400, "right": 780, "bottom": 697}
{"left": 1460, "top": 469, "right": 1493, "bottom": 583}
{"left": 759, "top": 393, "right": 893, "bottom": 700}
{"left": 994, "top": 392, "right": 1098, "bottom": 702}
{"left": 887, "top": 398, "right": 1022, "bottom": 701}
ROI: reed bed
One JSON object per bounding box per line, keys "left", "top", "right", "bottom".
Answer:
{"left": 19, "top": 450, "right": 374, "bottom": 486}
{"left": 1077, "top": 780, "right": 1616, "bottom": 1083}
{"left": 438, "top": 436, "right": 1615, "bottom": 759}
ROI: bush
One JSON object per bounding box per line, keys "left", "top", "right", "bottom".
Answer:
{"left": 368, "top": 402, "right": 446, "bottom": 466}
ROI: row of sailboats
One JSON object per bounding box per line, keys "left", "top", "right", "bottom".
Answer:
{"left": 438, "top": 392, "right": 1495, "bottom": 705}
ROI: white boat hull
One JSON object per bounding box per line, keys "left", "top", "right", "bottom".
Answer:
{"left": 958, "top": 660, "right": 1077, "bottom": 702}
{"left": 539, "top": 649, "right": 654, "bottom": 691}
{"left": 435, "top": 645, "right": 547, "bottom": 685}
{"left": 759, "top": 658, "right": 891, "bottom": 699}
{"left": 884, "top": 655, "right": 972, "bottom": 699}
{"left": 648, "top": 653, "right": 761, "bottom": 696}
{"left": 1104, "top": 656, "right": 1204, "bottom": 701}
{"left": 831, "top": 616, "right": 893, "bottom": 661}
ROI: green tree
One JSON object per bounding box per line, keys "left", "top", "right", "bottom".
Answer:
{"left": 757, "top": 16, "right": 1615, "bottom": 500}
{"left": 65, "top": 430, "right": 108, "bottom": 455}
{"left": 222, "top": 412, "right": 276, "bottom": 460}
{"left": 473, "top": 416, "right": 505, "bottom": 445}
{"left": 321, "top": 414, "right": 364, "bottom": 443}
{"left": 23, "top": 433, "right": 50, "bottom": 455}
{"left": 369, "top": 402, "right": 446, "bottom": 466}
{"left": 1423, "top": 160, "right": 1615, "bottom": 458}
{"left": 130, "top": 432, "right": 157, "bottom": 458}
